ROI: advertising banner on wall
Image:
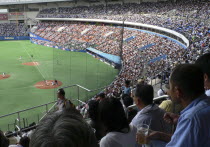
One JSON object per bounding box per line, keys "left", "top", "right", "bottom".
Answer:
{"left": 30, "top": 33, "right": 51, "bottom": 42}
{"left": 0, "top": 14, "right": 8, "bottom": 20}
{"left": 0, "top": 36, "right": 29, "bottom": 40}
{"left": 8, "top": 12, "right": 24, "bottom": 20}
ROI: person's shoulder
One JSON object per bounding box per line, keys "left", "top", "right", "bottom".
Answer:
{"left": 100, "top": 133, "right": 115, "bottom": 147}
{"left": 129, "top": 125, "right": 137, "bottom": 134}
{"left": 181, "top": 98, "right": 210, "bottom": 120}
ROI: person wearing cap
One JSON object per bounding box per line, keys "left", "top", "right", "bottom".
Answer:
{"left": 56, "top": 88, "right": 75, "bottom": 111}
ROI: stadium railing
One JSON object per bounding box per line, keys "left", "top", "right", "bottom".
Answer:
{"left": 0, "top": 101, "right": 56, "bottom": 132}
{"left": 0, "top": 84, "right": 106, "bottom": 132}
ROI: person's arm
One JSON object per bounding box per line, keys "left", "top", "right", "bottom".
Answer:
{"left": 164, "top": 112, "right": 180, "bottom": 125}
{"left": 147, "top": 131, "right": 172, "bottom": 143}
{"left": 166, "top": 117, "right": 201, "bottom": 147}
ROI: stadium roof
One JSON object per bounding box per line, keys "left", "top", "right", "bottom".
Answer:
{"left": 0, "top": 0, "right": 74, "bottom": 5}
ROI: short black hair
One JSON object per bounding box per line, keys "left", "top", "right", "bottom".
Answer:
{"left": 135, "top": 84, "right": 154, "bottom": 105}
{"left": 170, "top": 64, "right": 205, "bottom": 98}
{"left": 96, "top": 93, "right": 105, "bottom": 99}
{"left": 0, "top": 130, "right": 9, "bottom": 147}
{"left": 195, "top": 53, "right": 210, "bottom": 81}
{"left": 98, "top": 97, "right": 129, "bottom": 133}
{"left": 125, "top": 80, "right": 130, "bottom": 85}
{"left": 19, "top": 136, "right": 30, "bottom": 147}
{"left": 30, "top": 108, "right": 98, "bottom": 147}
{"left": 57, "top": 88, "right": 65, "bottom": 96}
{"left": 122, "top": 94, "right": 133, "bottom": 108}
{"left": 88, "top": 100, "right": 99, "bottom": 121}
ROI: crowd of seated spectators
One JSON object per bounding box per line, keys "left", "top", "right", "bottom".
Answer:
{"left": 36, "top": 0, "right": 210, "bottom": 60}
{"left": 2, "top": 53, "right": 210, "bottom": 146}
{"left": 32, "top": 21, "right": 188, "bottom": 97}
{"left": 34, "top": 0, "right": 209, "bottom": 95}
{"left": 0, "top": 23, "right": 29, "bottom": 37}
{"left": 0, "top": 1, "right": 209, "bottom": 147}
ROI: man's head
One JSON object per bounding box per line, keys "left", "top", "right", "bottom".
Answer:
{"left": 57, "top": 88, "right": 65, "bottom": 99}
{"left": 98, "top": 97, "right": 129, "bottom": 133}
{"left": 122, "top": 94, "right": 133, "bottom": 108}
{"left": 169, "top": 64, "right": 205, "bottom": 105}
{"left": 30, "top": 108, "right": 98, "bottom": 147}
{"left": 19, "top": 136, "right": 30, "bottom": 147}
{"left": 134, "top": 84, "right": 154, "bottom": 108}
{"left": 195, "top": 53, "right": 210, "bottom": 89}
{"left": 88, "top": 100, "right": 99, "bottom": 122}
{"left": 125, "top": 80, "right": 130, "bottom": 87}
{"left": 95, "top": 92, "right": 105, "bottom": 101}
{"left": 0, "top": 130, "right": 9, "bottom": 147}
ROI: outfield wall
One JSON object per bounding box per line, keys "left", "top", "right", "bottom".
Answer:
{"left": 0, "top": 36, "right": 29, "bottom": 40}
{"left": 30, "top": 32, "right": 122, "bottom": 67}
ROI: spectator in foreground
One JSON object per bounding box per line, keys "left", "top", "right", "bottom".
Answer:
{"left": 159, "top": 84, "right": 183, "bottom": 114}
{"left": 122, "top": 94, "right": 136, "bottom": 123}
{"left": 5, "top": 131, "right": 18, "bottom": 145}
{"left": 95, "top": 92, "right": 106, "bottom": 101}
{"left": 147, "top": 64, "right": 210, "bottom": 146}
{"left": 30, "top": 108, "right": 98, "bottom": 147}
{"left": 19, "top": 136, "right": 30, "bottom": 147}
{"left": 195, "top": 52, "right": 210, "bottom": 96}
{"left": 0, "top": 130, "right": 9, "bottom": 147}
{"left": 10, "top": 136, "right": 30, "bottom": 147}
{"left": 87, "top": 100, "right": 105, "bottom": 141}
{"left": 131, "top": 84, "right": 171, "bottom": 134}
{"left": 98, "top": 97, "right": 140, "bottom": 147}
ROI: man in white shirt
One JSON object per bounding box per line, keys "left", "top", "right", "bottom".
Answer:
{"left": 131, "top": 84, "right": 171, "bottom": 134}
{"left": 195, "top": 53, "right": 210, "bottom": 96}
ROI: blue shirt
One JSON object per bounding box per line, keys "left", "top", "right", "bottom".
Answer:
{"left": 122, "top": 86, "right": 131, "bottom": 95}
{"left": 166, "top": 94, "right": 210, "bottom": 147}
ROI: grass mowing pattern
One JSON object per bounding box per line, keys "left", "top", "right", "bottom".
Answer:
{"left": 0, "top": 40, "right": 118, "bottom": 131}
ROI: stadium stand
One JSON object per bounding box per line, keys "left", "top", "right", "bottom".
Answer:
{"left": 0, "top": 23, "right": 29, "bottom": 36}
{"left": 0, "top": 0, "right": 209, "bottom": 146}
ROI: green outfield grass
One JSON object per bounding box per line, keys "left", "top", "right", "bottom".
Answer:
{"left": 0, "top": 40, "right": 118, "bottom": 131}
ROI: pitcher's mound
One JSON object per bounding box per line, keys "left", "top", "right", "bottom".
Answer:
{"left": 0, "top": 75, "right": 10, "bottom": 80}
{"left": 22, "top": 62, "right": 39, "bottom": 66}
{"left": 34, "top": 80, "right": 62, "bottom": 89}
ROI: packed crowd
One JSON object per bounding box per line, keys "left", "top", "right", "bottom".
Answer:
{"left": 0, "top": 23, "right": 29, "bottom": 36}
{"left": 1, "top": 52, "right": 210, "bottom": 147}
{"left": 35, "top": 0, "right": 209, "bottom": 90}
{"left": 36, "top": 0, "right": 210, "bottom": 59}
{"left": 32, "top": 21, "right": 187, "bottom": 96}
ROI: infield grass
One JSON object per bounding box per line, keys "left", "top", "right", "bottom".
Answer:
{"left": 0, "top": 40, "right": 118, "bottom": 131}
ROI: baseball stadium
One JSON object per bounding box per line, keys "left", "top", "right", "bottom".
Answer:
{"left": 0, "top": 0, "right": 209, "bottom": 146}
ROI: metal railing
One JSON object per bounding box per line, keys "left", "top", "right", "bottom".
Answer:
{"left": 61, "top": 84, "right": 107, "bottom": 105}
{"left": 0, "top": 84, "right": 106, "bottom": 132}
{"left": 0, "top": 101, "right": 57, "bottom": 131}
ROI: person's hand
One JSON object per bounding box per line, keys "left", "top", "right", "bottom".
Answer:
{"left": 146, "top": 131, "right": 162, "bottom": 141}
{"left": 164, "top": 112, "right": 180, "bottom": 125}
{"left": 146, "top": 131, "right": 172, "bottom": 143}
